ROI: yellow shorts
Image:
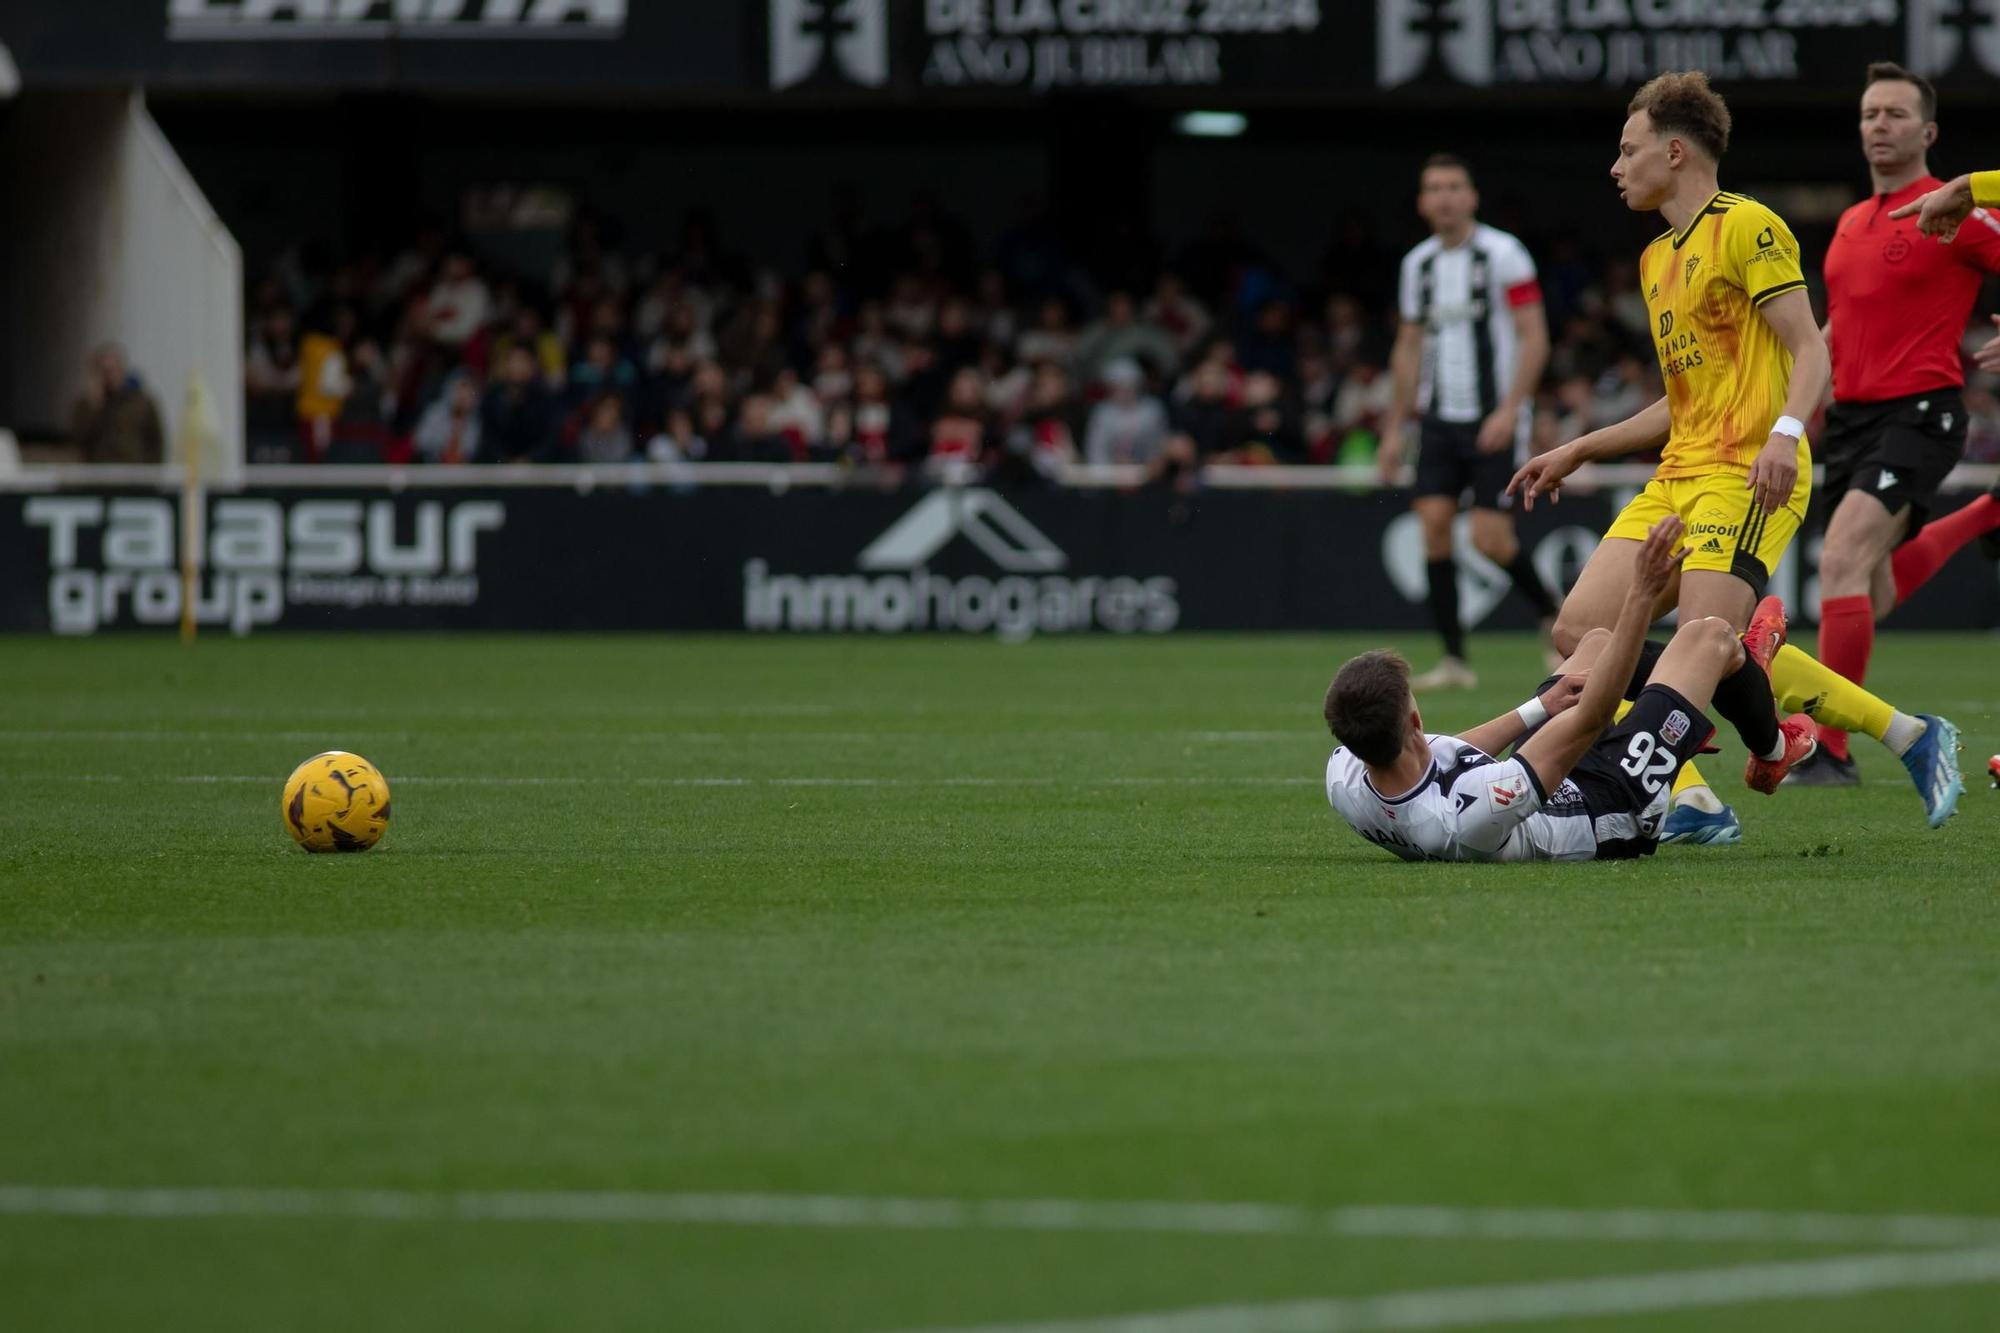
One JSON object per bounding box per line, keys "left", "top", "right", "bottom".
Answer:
{"left": 1603, "top": 471, "right": 1809, "bottom": 592}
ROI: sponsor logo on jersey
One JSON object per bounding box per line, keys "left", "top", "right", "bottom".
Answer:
{"left": 1488, "top": 774, "right": 1527, "bottom": 811}
{"left": 1661, "top": 709, "right": 1690, "bottom": 746}
{"left": 1658, "top": 310, "right": 1674, "bottom": 339}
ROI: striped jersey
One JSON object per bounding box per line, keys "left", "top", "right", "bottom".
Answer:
{"left": 1397, "top": 224, "right": 1541, "bottom": 424}
{"left": 1325, "top": 735, "right": 1611, "bottom": 863}
{"left": 1638, "top": 190, "right": 1811, "bottom": 481}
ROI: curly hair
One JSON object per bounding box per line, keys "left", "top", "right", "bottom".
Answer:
{"left": 1628, "top": 70, "right": 1731, "bottom": 163}
{"left": 1324, "top": 650, "right": 1413, "bottom": 767}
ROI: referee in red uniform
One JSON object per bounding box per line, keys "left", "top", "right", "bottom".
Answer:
{"left": 1796, "top": 63, "right": 2000, "bottom": 785}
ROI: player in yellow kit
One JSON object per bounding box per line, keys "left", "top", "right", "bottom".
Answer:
{"left": 1509, "top": 71, "right": 1964, "bottom": 838}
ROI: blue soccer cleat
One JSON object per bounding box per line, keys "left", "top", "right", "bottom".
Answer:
{"left": 1900, "top": 714, "right": 1964, "bottom": 829}
{"left": 1660, "top": 801, "right": 1742, "bottom": 846}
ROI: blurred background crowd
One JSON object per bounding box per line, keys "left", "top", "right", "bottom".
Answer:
{"left": 79, "top": 193, "right": 2000, "bottom": 479}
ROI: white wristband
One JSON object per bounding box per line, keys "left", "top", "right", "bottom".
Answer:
{"left": 1771, "top": 415, "right": 1805, "bottom": 440}
{"left": 1515, "top": 697, "right": 1549, "bottom": 730}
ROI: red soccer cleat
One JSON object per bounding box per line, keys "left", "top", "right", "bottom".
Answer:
{"left": 1746, "top": 712, "right": 1818, "bottom": 794}
{"left": 1743, "top": 594, "right": 1788, "bottom": 675}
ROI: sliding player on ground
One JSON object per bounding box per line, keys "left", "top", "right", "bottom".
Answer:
{"left": 1324, "top": 517, "right": 1789, "bottom": 862}
{"left": 1507, "top": 71, "right": 1964, "bottom": 837}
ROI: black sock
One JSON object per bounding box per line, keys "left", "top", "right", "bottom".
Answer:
{"left": 1505, "top": 548, "right": 1557, "bottom": 617}
{"left": 1624, "top": 639, "right": 1668, "bottom": 701}
{"left": 1709, "top": 656, "right": 1781, "bottom": 757}
{"left": 1427, "top": 558, "right": 1465, "bottom": 660}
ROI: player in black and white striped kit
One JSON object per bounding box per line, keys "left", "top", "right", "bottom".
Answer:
{"left": 1322, "top": 516, "right": 1794, "bottom": 863}
{"left": 1378, "top": 154, "right": 1559, "bottom": 692}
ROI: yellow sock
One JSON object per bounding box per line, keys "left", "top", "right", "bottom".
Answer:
{"left": 1771, "top": 644, "right": 1893, "bottom": 741}
{"left": 1673, "top": 759, "right": 1708, "bottom": 796}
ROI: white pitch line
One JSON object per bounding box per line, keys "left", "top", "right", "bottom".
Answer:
{"left": 897, "top": 1247, "right": 2000, "bottom": 1333}
{"left": 3, "top": 1188, "right": 2000, "bottom": 1253}
{"left": 33, "top": 775, "right": 1318, "bottom": 789}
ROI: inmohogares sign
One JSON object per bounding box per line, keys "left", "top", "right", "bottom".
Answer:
{"left": 742, "top": 487, "right": 1180, "bottom": 638}
{"left": 22, "top": 495, "right": 504, "bottom": 635}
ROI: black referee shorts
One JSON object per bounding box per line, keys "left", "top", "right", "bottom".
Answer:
{"left": 1820, "top": 388, "right": 1965, "bottom": 541}
{"left": 1413, "top": 416, "right": 1517, "bottom": 511}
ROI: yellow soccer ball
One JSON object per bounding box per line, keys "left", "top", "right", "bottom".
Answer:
{"left": 282, "top": 751, "right": 392, "bottom": 853}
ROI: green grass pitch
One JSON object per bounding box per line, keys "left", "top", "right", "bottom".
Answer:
{"left": 2, "top": 631, "right": 1998, "bottom": 1332}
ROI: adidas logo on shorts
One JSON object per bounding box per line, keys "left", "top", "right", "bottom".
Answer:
{"left": 1698, "top": 537, "right": 1725, "bottom": 554}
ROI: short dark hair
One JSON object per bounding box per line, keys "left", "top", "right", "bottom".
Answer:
{"left": 1324, "top": 650, "right": 1414, "bottom": 767}
{"left": 1420, "top": 152, "right": 1475, "bottom": 186}
{"left": 1628, "top": 70, "right": 1731, "bottom": 163}
{"left": 1865, "top": 61, "right": 1937, "bottom": 121}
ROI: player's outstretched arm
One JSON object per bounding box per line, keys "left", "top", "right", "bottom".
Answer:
{"left": 1746, "top": 289, "right": 1828, "bottom": 516}
{"left": 1458, "top": 672, "right": 1586, "bottom": 760}
{"left": 1888, "top": 172, "right": 1976, "bottom": 241}
{"left": 1513, "top": 517, "right": 1686, "bottom": 792}
{"left": 1506, "top": 396, "right": 1669, "bottom": 511}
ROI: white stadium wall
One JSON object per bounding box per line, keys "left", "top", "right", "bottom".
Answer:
{"left": 2, "top": 90, "right": 241, "bottom": 463}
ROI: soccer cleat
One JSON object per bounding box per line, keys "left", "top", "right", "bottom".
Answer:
{"left": 1744, "top": 712, "right": 1817, "bottom": 794}
{"left": 1659, "top": 801, "right": 1742, "bottom": 846}
{"left": 1779, "top": 746, "right": 1860, "bottom": 787}
{"left": 1899, "top": 714, "right": 1965, "bottom": 829}
{"left": 1742, "top": 594, "right": 1787, "bottom": 675}
{"left": 1990, "top": 754, "right": 2000, "bottom": 790}
{"left": 1411, "top": 656, "right": 1478, "bottom": 692}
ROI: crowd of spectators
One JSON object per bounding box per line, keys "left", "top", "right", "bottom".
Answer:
{"left": 233, "top": 198, "right": 2000, "bottom": 481}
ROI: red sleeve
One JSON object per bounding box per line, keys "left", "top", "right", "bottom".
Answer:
{"left": 1505, "top": 278, "right": 1543, "bottom": 308}
{"left": 1957, "top": 207, "right": 2000, "bottom": 273}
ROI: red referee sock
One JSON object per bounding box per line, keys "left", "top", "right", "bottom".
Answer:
{"left": 1892, "top": 494, "right": 2000, "bottom": 605}
{"left": 1814, "top": 594, "right": 1875, "bottom": 763}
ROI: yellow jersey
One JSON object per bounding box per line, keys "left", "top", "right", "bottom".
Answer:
{"left": 1639, "top": 191, "right": 1810, "bottom": 481}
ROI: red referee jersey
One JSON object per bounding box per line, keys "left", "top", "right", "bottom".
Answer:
{"left": 1824, "top": 174, "right": 2000, "bottom": 404}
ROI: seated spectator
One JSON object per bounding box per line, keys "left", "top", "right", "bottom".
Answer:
{"left": 1005, "top": 362, "right": 1081, "bottom": 483}
{"left": 423, "top": 252, "right": 491, "bottom": 351}
{"left": 1142, "top": 273, "right": 1212, "bottom": 361}
{"left": 975, "top": 270, "right": 1018, "bottom": 349}
{"left": 727, "top": 394, "right": 793, "bottom": 463}
{"left": 1330, "top": 360, "right": 1393, "bottom": 443}
{"left": 73, "top": 343, "right": 165, "bottom": 464}
{"left": 1084, "top": 359, "right": 1169, "bottom": 465}
{"left": 413, "top": 373, "right": 484, "bottom": 464}
{"left": 1235, "top": 299, "right": 1298, "bottom": 382}
{"left": 1015, "top": 296, "right": 1077, "bottom": 370}
{"left": 480, "top": 345, "right": 555, "bottom": 463}
{"left": 851, "top": 301, "right": 902, "bottom": 379}
{"left": 246, "top": 306, "right": 302, "bottom": 461}
{"left": 1074, "top": 290, "right": 1178, "bottom": 386}
{"left": 565, "top": 334, "right": 640, "bottom": 422}
{"left": 850, "top": 361, "right": 917, "bottom": 466}
{"left": 812, "top": 342, "right": 855, "bottom": 409}
{"left": 323, "top": 339, "right": 395, "bottom": 463}
{"left": 1168, "top": 358, "right": 1238, "bottom": 461}
{"left": 647, "top": 406, "right": 709, "bottom": 462}
{"left": 491, "top": 306, "right": 567, "bottom": 389}
{"left": 1222, "top": 370, "right": 1304, "bottom": 464}
{"left": 765, "top": 366, "right": 826, "bottom": 453}
{"left": 928, "top": 366, "right": 990, "bottom": 470}
{"left": 576, "top": 393, "right": 636, "bottom": 463}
